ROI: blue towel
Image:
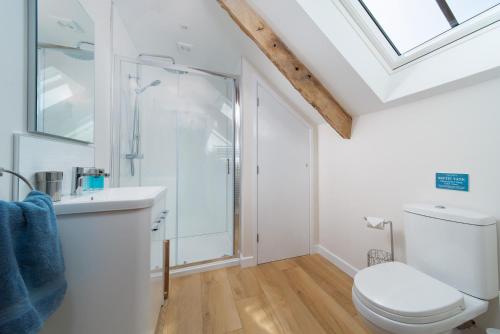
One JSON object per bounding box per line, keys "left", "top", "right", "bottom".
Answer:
{"left": 0, "top": 191, "right": 66, "bottom": 334}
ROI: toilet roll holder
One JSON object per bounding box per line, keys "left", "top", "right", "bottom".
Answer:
{"left": 364, "top": 217, "right": 394, "bottom": 266}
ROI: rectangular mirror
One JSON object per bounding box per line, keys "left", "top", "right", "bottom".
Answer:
{"left": 28, "top": 0, "right": 95, "bottom": 143}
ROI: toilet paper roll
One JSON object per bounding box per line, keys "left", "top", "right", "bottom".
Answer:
{"left": 365, "top": 217, "right": 386, "bottom": 230}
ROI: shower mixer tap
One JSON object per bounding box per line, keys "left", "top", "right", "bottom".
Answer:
{"left": 126, "top": 78, "right": 162, "bottom": 177}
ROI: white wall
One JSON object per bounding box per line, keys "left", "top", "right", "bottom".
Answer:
{"left": 318, "top": 76, "right": 500, "bottom": 329}
{"left": 79, "top": 0, "right": 138, "bottom": 171}
{"left": 0, "top": 1, "right": 27, "bottom": 200}
{"left": 113, "top": 10, "right": 138, "bottom": 59}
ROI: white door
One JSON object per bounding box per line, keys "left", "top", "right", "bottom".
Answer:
{"left": 257, "top": 84, "right": 311, "bottom": 264}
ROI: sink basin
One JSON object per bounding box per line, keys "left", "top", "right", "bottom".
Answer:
{"left": 54, "top": 186, "right": 166, "bottom": 215}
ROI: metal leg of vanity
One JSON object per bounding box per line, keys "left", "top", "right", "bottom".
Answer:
{"left": 163, "top": 240, "right": 170, "bottom": 300}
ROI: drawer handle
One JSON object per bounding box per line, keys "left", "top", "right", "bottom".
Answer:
{"left": 160, "top": 210, "right": 169, "bottom": 220}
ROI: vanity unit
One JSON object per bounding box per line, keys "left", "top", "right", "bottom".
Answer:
{"left": 41, "top": 187, "right": 167, "bottom": 334}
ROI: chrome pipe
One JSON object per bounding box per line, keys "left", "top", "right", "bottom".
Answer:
{"left": 0, "top": 168, "right": 34, "bottom": 191}
{"left": 139, "top": 53, "right": 176, "bottom": 64}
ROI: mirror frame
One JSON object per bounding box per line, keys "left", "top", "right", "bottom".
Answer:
{"left": 27, "top": 0, "right": 96, "bottom": 144}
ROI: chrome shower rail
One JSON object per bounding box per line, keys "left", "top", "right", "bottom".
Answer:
{"left": 138, "top": 53, "right": 176, "bottom": 64}
{"left": 0, "top": 168, "right": 34, "bottom": 191}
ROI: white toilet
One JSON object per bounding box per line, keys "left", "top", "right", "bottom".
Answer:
{"left": 353, "top": 204, "right": 498, "bottom": 334}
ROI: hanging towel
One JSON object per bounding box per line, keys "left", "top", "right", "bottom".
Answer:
{"left": 0, "top": 191, "right": 66, "bottom": 334}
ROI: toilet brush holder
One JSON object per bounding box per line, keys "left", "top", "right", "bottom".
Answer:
{"left": 364, "top": 217, "right": 394, "bottom": 267}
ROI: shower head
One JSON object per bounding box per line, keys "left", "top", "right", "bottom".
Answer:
{"left": 39, "top": 41, "right": 95, "bottom": 61}
{"left": 135, "top": 80, "right": 161, "bottom": 94}
{"left": 150, "top": 80, "right": 162, "bottom": 86}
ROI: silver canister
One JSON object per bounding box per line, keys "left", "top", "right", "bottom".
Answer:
{"left": 35, "top": 171, "right": 63, "bottom": 202}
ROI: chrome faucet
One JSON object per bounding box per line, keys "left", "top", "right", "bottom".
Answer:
{"left": 71, "top": 167, "right": 110, "bottom": 195}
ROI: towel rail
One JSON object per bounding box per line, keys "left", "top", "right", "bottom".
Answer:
{"left": 0, "top": 168, "right": 34, "bottom": 191}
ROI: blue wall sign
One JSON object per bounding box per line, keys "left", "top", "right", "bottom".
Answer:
{"left": 436, "top": 173, "right": 469, "bottom": 192}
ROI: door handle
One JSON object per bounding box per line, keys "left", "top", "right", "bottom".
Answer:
{"left": 227, "top": 158, "right": 230, "bottom": 175}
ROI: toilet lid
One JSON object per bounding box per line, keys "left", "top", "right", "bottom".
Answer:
{"left": 354, "top": 262, "right": 465, "bottom": 324}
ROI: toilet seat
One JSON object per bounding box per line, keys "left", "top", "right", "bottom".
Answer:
{"left": 353, "top": 262, "right": 465, "bottom": 324}
{"left": 352, "top": 262, "right": 489, "bottom": 334}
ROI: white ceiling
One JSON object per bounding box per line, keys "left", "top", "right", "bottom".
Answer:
{"left": 113, "top": 0, "right": 500, "bottom": 121}
{"left": 113, "top": 0, "right": 242, "bottom": 75}
{"left": 113, "top": 0, "right": 389, "bottom": 120}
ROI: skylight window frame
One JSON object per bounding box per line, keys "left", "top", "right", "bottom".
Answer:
{"left": 337, "top": 0, "right": 500, "bottom": 71}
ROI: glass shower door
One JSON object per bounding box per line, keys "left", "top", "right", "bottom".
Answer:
{"left": 176, "top": 73, "right": 235, "bottom": 265}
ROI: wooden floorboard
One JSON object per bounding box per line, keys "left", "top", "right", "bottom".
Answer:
{"left": 157, "top": 254, "right": 370, "bottom": 334}
{"left": 201, "top": 269, "right": 242, "bottom": 333}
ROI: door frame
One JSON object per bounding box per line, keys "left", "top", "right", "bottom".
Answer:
{"left": 256, "top": 83, "right": 314, "bottom": 264}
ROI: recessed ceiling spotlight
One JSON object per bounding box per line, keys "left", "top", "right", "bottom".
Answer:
{"left": 177, "top": 42, "right": 193, "bottom": 53}
{"left": 56, "top": 18, "right": 84, "bottom": 34}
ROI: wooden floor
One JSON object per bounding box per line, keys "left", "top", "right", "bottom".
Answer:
{"left": 156, "top": 254, "right": 371, "bottom": 334}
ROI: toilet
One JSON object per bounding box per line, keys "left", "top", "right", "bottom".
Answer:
{"left": 353, "top": 204, "right": 498, "bottom": 334}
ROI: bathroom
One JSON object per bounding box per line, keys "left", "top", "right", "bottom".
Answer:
{"left": 1, "top": 0, "right": 500, "bottom": 333}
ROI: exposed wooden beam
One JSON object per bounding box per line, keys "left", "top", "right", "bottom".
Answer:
{"left": 218, "top": 0, "right": 352, "bottom": 139}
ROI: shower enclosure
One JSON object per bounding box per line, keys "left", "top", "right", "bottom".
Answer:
{"left": 112, "top": 57, "right": 240, "bottom": 268}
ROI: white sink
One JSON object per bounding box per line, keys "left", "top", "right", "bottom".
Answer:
{"left": 54, "top": 186, "right": 166, "bottom": 215}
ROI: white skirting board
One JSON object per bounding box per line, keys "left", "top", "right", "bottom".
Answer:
{"left": 240, "top": 255, "right": 257, "bottom": 268}
{"left": 313, "top": 244, "right": 359, "bottom": 278}
{"left": 170, "top": 258, "right": 240, "bottom": 278}
{"left": 170, "top": 249, "right": 356, "bottom": 278}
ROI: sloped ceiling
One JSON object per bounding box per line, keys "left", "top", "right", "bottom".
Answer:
{"left": 247, "top": 0, "right": 384, "bottom": 115}
{"left": 113, "top": 0, "right": 386, "bottom": 119}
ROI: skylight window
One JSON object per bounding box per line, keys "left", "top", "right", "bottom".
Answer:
{"left": 359, "top": 0, "right": 500, "bottom": 55}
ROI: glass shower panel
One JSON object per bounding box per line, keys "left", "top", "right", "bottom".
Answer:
{"left": 176, "top": 73, "right": 235, "bottom": 264}
{"left": 137, "top": 64, "right": 180, "bottom": 270}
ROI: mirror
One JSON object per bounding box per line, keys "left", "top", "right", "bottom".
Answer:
{"left": 28, "top": 0, "right": 95, "bottom": 143}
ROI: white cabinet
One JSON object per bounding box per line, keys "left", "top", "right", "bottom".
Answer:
{"left": 41, "top": 187, "right": 167, "bottom": 334}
